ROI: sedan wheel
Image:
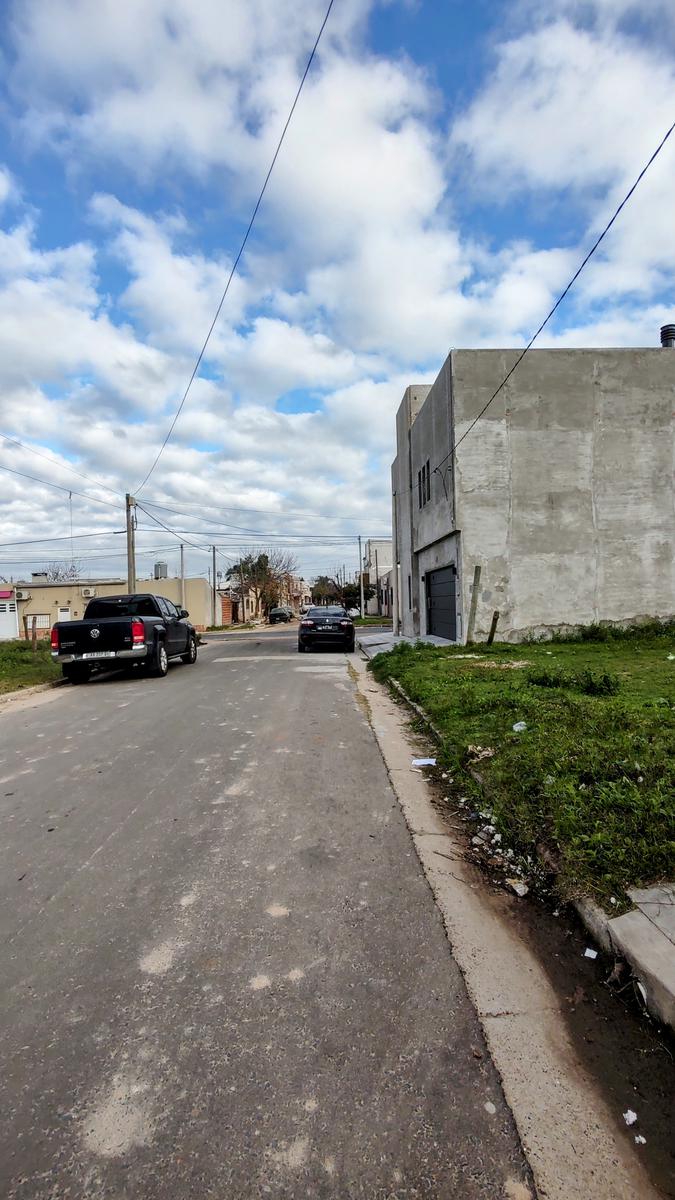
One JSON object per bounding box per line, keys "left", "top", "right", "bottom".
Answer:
{"left": 297, "top": 642, "right": 306, "bottom": 653}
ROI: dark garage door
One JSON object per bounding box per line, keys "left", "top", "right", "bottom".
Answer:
{"left": 426, "top": 566, "right": 457, "bottom": 641}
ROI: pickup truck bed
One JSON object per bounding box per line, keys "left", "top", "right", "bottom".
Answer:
{"left": 51, "top": 593, "right": 198, "bottom": 683}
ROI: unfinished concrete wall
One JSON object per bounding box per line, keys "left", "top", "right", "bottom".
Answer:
{"left": 453, "top": 348, "right": 675, "bottom": 640}
{"left": 392, "top": 385, "right": 430, "bottom": 636}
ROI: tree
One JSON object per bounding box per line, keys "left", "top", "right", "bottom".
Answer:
{"left": 226, "top": 548, "right": 299, "bottom": 616}
{"left": 311, "top": 575, "right": 340, "bottom": 605}
{"left": 341, "top": 581, "right": 375, "bottom": 610}
{"left": 311, "top": 575, "right": 374, "bottom": 610}
{"left": 42, "top": 561, "right": 82, "bottom": 582}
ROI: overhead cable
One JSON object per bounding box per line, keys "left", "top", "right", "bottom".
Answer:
{"left": 134, "top": 0, "right": 335, "bottom": 495}
{"left": 0, "top": 431, "right": 122, "bottom": 499}
{"left": 434, "top": 113, "right": 675, "bottom": 476}
{"left": 0, "top": 461, "right": 123, "bottom": 510}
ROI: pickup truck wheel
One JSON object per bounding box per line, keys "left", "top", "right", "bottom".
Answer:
{"left": 63, "top": 664, "right": 91, "bottom": 684}
{"left": 181, "top": 635, "right": 197, "bottom": 665}
{"left": 152, "top": 642, "right": 169, "bottom": 677}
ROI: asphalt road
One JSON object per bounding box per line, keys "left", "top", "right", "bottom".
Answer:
{"left": 1, "top": 627, "right": 532, "bottom": 1198}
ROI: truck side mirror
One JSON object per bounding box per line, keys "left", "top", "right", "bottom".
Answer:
{"left": 180, "top": 609, "right": 189, "bottom": 618}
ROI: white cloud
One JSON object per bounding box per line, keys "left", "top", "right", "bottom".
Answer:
{"left": 2, "top": 1, "right": 675, "bottom": 581}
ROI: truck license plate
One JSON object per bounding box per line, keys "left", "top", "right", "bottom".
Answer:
{"left": 81, "top": 651, "right": 116, "bottom": 659}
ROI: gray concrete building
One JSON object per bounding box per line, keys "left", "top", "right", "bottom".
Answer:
{"left": 391, "top": 343, "right": 675, "bottom": 643}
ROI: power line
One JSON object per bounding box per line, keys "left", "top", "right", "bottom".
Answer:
{"left": 433, "top": 114, "right": 675, "bottom": 476}
{"left": 0, "top": 431, "right": 122, "bottom": 499}
{"left": 134, "top": 0, "right": 335, "bottom": 495}
{"left": 0, "top": 529, "right": 125, "bottom": 548}
{"left": 134, "top": 503, "right": 212, "bottom": 555}
{"left": 141, "top": 495, "right": 391, "bottom": 527}
{"left": 0, "top": 461, "right": 123, "bottom": 510}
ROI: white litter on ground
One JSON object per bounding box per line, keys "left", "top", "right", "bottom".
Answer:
{"left": 512, "top": 721, "right": 527, "bottom": 733}
{"left": 634, "top": 1135, "right": 646, "bottom": 1145}
{"left": 584, "top": 948, "right": 598, "bottom": 960}
{"left": 506, "top": 878, "right": 529, "bottom": 898}
{"left": 411, "top": 758, "right": 436, "bottom": 768}
{"left": 623, "top": 1109, "right": 638, "bottom": 1127}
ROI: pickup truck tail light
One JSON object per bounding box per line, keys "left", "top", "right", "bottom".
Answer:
{"left": 131, "top": 618, "right": 145, "bottom": 645}
{"left": 50, "top": 627, "right": 59, "bottom": 650}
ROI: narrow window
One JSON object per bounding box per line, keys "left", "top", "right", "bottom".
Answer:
{"left": 417, "top": 470, "right": 422, "bottom": 509}
{"left": 407, "top": 574, "right": 412, "bottom": 608}
{"left": 426, "top": 459, "right": 431, "bottom": 502}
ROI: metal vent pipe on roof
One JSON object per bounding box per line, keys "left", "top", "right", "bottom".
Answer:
{"left": 660, "top": 324, "right": 675, "bottom": 347}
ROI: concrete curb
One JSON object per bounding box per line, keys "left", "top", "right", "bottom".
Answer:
{"left": 368, "top": 659, "right": 675, "bottom": 1034}
{"left": 0, "top": 677, "right": 68, "bottom": 707}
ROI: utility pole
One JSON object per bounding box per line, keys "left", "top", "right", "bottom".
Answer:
{"left": 375, "top": 548, "right": 381, "bottom": 616}
{"left": 239, "top": 559, "right": 246, "bottom": 624}
{"left": 358, "top": 535, "right": 365, "bottom": 617}
{"left": 125, "top": 493, "right": 136, "bottom": 593}
{"left": 180, "top": 544, "right": 185, "bottom": 611}
{"left": 211, "top": 545, "right": 217, "bottom": 627}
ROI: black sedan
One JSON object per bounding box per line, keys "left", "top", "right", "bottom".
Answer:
{"left": 269, "top": 607, "right": 292, "bottom": 624}
{"left": 298, "top": 606, "right": 355, "bottom": 653}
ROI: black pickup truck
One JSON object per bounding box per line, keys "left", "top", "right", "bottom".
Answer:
{"left": 50, "top": 593, "right": 198, "bottom": 684}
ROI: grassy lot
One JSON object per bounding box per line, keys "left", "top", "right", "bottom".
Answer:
{"left": 353, "top": 616, "right": 393, "bottom": 627}
{"left": 0, "top": 639, "right": 61, "bottom": 695}
{"left": 370, "top": 623, "right": 675, "bottom": 906}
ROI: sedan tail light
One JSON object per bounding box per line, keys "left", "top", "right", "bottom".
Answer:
{"left": 339, "top": 620, "right": 352, "bottom": 627}
{"left": 131, "top": 618, "right": 145, "bottom": 644}
{"left": 300, "top": 619, "right": 315, "bottom": 627}
{"left": 50, "top": 627, "right": 59, "bottom": 650}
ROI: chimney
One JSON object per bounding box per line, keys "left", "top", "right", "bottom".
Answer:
{"left": 660, "top": 324, "right": 675, "bottom": 348}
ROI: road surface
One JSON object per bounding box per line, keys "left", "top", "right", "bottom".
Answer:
{"left": 1, "top": 628, "right": 532, "bottom": 1198}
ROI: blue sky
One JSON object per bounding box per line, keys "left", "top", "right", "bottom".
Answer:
{"left": 0, "top": 0, "right": 674, "bottom": 581}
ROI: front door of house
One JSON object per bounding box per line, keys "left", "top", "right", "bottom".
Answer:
{"left": 0, "top": 600, "right": 19, "bottom": 640}
{"left": 426, "top": 566, "right": 457, "bottom": 641}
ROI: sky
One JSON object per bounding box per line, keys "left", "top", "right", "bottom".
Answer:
{"left": 1, "top": 0, "right": 674, "bottom": 585}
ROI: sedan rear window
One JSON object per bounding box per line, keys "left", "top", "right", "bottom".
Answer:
{"left": 308, "top": 606, "right": 347, "bottom": 617}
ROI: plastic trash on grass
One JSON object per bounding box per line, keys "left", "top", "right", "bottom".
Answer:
{"left": 512, "top": 721, "right": 527, "bottom": 733}
{"left": 411, "top": 757, "right": 436, "bottom": 769}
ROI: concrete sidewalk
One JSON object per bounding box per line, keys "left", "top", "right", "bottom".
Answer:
{"left": 357, "top": 629, "right": 452, "bottom": 659}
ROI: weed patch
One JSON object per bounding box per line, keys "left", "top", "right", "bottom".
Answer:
{"left": 370, "top": 625, "right": 675, "bottom": 904}
{"left": 0, "top": 640, "right": 61, "bottom": 694}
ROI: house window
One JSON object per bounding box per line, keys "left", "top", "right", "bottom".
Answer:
{"left": 418, "top": 460, "right": 432, "bottom": 508}
{"left": 407, "top": 574, "right": 412, "bottom": 608}
{"left": 31, "top": 614, "right": 51, "bottom": 628}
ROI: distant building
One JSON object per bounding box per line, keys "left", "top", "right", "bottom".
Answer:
{"left": 392, "top": 338, "right": 675, "bottom": 643}
{"left": 362, "top": 538, "right": 392, "bottom": 616}
{"left": 8, "top": 575, "right": 215, "bottom": 639}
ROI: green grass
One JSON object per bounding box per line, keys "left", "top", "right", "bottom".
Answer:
{"left": 370, "top": 622, "right": 675, "bottom": 905}
{"left": 353, "top": 616, "right": 393, "bottom": 627}
{"left": 206, "top": 622, "right": 256, "bottom": 631}
{"left": 0, "top": 639, "right": 62, "bottom": 694}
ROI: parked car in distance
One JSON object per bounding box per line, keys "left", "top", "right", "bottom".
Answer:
{"left": 347, "top": 607, "right": 361, "bottom": 618}
{"left": 298, "top": 606, "right": 355, "bottom": 653}
{"left": 269, "top": 607, "right": 293, "bottom": 624}
{"left": 50, "top": 593, "right": 198, "bottom": 683}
